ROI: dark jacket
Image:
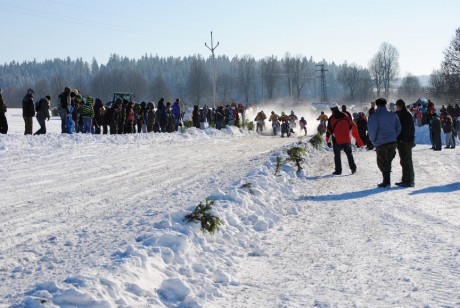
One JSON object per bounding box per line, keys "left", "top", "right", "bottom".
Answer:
{"left": 104, "top": 104, "right": 118, "bottom": 125}
{"left": 431, "top": 116, "right": 442, "bottom": 134}
{"left": 396, "top": 107, "right": 415, "bottom": 143}
{"left": 22, "top": 94, "right": 35, "bottom": 117}
{"left": 0, "top": 96, "right": 6, "bottom": 114}
{"left": 35, "top": 98, "right": 50, "bottom": 119}
{"left": 155, "top": 100, "right": 168, "bottom": 127}
{"left": 192, "top": 106, "right": 200, "bottom": 128}
{"left": 58, "top": 91, "right": 70, "bottom": 111}
{"left": 443, "top": 119, "right": 453, "bottom": 134}
{"left": 93, "top": 99, "right": 104, "bottom": 126}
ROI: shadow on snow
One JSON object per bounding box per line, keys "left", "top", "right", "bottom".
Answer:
{"left": 296, "top": 187, "right": 388, "bottom": 202}
{"left": 409, "top": 182, "right": 460, "bottom": 195}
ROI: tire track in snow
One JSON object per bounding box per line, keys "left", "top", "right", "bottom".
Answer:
{"left": 0, "top": 133, "right": 295, "bottom": 302}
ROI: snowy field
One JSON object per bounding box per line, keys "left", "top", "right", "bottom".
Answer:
{"left": 0, "top": 109, "right": 459, "bottom": 307}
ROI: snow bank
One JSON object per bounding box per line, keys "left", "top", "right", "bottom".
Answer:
{"left": 18, "top": 137, "right": 315, "bottom": 307}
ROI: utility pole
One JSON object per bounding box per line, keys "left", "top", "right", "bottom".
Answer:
{"left": 205, "top": 31, "right": 219, "bottom": 109}
{"left": 315, "top": 63, "right": 328, "bottom": 102}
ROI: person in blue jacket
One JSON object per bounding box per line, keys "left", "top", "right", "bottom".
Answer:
{"left": 172, "top": 99, "right": 182, "bottom": 131}
{"left": 368, "top": 98, "right": 401, "bottom": 188}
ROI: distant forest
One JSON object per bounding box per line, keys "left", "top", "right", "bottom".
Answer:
{"left": 0, "top": 51, "right": 426, "bottom": 109}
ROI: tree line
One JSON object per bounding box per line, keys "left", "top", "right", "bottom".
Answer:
{"left": 3, "top": 32, "right": 458, "bottom": 109}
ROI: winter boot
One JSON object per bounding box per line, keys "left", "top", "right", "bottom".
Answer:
{"left": 377, "top": 172, "right": 391, "bottom": 188}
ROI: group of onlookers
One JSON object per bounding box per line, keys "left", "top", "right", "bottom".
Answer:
{"left": 324, "top": 98, "right": 415, "bottom": 188}
{"left": 0, "top": 87, "right": 252, "bottom": 135}
{"left": 324, "top": 97, "right": 459, "bottom": 188}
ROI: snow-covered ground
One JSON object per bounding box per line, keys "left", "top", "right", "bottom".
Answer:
{"left": 0, "top": 109, "right": 459, "bottom": 307}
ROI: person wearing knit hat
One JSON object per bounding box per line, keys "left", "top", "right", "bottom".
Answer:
{"left": 395, "top": 99, "right": 415, "bottom": 187}
{"left": 368, "top": 97, "right": 401, "bottom": 188}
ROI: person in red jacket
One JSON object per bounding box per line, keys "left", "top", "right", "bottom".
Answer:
{"left": 326, "top": 102, "right": 357, "bottom": 175}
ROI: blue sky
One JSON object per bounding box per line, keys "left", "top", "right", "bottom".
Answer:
{"left": 1, "top": 0, "right": 459, "bottom": 76}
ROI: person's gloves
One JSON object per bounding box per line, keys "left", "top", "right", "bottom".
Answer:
{"left": 327, "top": 142, "right": 332, "bottom": 148}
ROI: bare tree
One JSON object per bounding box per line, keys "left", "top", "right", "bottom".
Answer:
{"left": 187, "top": 57, "right": 211, "bottom": 105}
{"left": 291, "top": 56, "right": 314, "bottom": 101}
{"left": 428, "top": 69, "right": 447, "bottom": 100}
{"left": 50, "top": 73, "right": 68, "bottom": 99}
{"left": 90, "top": 69, "right": 112, "bottom": 101}
{"left": 150, "top": 75, "right": 171, "bottom": 101}
{"left": 237, "top": 55, "right": 256, "bottom": 105}
{"left": 216, "top": 73, "right": 235, "bottom": 104}
{"left": 356, "top": 68, "right": 374, "bottom": 104}
{"left": 398, "top": 74, "right": 422, "bottom": 99}
{"left": 368, "top": 42, "right": 400, "bottom": 98}
{"left": 380, "top": 42, "right": 400, "bottom": 98}
{"left": 282, "top": 53, "right": 295, "bottom": 100}
{"left": 125, "top": 69, "right": 147, "bottom": 101}
{"left": 369, "top": 51, "right": 384, "bottom": 97}
{"left": 261, "top": 56, "right": 280, "bottom": 101}
{"left": 34, "top": 79, "right": 50, "bottom": 98}
{"left": 338, "top": 62, "right": 360, "bottom": 101}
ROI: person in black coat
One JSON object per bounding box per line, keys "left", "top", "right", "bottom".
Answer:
{"left": 192, "top": 105, "right": 200, "bottom": 129}
{"left": 93, "top": 98, "right": 104, "bottom": 134}
{"left": 395, "top": 99, "right": 415, "bottom": 187}
{"left": 431, "top": 113, "right": 442, "bottom": 151}
{"left": 356, "top": 112, "right": 368, "bottom": 147}
{"left": 103, "top": 99, "right": 121, "bottom": 134}
{"left": 155, "top": 98, "right": 168, "bottom": 133}
{"left": 22, "top": 88, "right": 35, "bottom": 135}
{"left": 0, "top": 89, "right": 8, "bottom": 134}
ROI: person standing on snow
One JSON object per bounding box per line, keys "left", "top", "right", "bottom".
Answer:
{"left": 80, "top": 96, "right": 95, "bottom": 134}
{"left": 34, "top": 96, "right": 51, "bottom": 135}
{"left": 395, "top": 99, "right": 415, "bottom": 187}
{"left": 192, "top": 105, "right": 200, "bottom": 129}
{"left": 356, "top": 112, "right": 368, "bottom": 147}
{"left": 0, "top": 89, "right": 8, "bottom": 134}
{"left": 431, "top": 113, "right": 442, "bottom": 151}
{"left": 58, "top": 86, "right": 72, "bottom": 133}
{"left": 22, "top": 88, "right": 35, "bottom": 135}
{"left": 215, "top": 106, "right": 224, "bottom": 130}
{"left": 326, "top": 102, "right": 357, "bottom": 175}
{"left": 368, "top": 98, "right": 401, "bottom": 188}
{"left": 443, "top": 115, "right": 455, "bottom": 149}
{"left": 172, "top": 99, "right": 182, "bottom": 131}
{"left": 93, "top": 98, "right": 104, "bottom": 134}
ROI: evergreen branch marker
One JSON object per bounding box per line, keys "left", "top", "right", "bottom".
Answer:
{"left": 309, "top": 133, "right": 324, "bottom": 149}
{"left": 184, "top": 198, "right": 222, "bottom": 234}
{"left": 286, "top": 146, "right": 306, "bottom": 173}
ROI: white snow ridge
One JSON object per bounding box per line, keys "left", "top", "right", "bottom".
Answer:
{"left": 0, "top": 110, "right": 459, "bottom": 307}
